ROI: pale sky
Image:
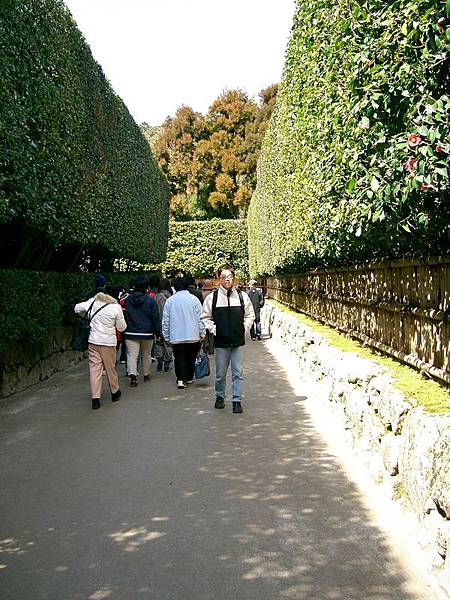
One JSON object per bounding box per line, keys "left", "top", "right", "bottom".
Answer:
{"left": 64, "top": 0, "right": 296, "bottom": 125}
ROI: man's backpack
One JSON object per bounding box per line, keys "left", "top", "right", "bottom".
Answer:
{"left": 71, "top": 300, "right": 108, "bottom": 352}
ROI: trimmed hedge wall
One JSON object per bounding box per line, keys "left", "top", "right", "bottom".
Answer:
{"left": 248, "top": 0, "right": 450, "bottom": 276}
{"left": 0, "top": 269, "right": 151, "bottom": 352}
{"left": 0, "top": 0, "right": 169, "bottom": 264}
{"left": 157, "top": 219, "right": 249, "bottom": 278}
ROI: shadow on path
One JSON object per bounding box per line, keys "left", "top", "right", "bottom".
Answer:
{"left": 0, "top": 339, "right": 436, "bottom": 599}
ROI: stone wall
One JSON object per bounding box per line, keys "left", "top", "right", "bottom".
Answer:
{"left": 0, "top": 327, "right": 84, "bottom": 397}
{"left": 262, "top": 301, "right": 450, "bottom": 593}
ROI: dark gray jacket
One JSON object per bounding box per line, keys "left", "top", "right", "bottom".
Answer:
{"left": 246, "top": 287, "right": 264, "bottom": 321}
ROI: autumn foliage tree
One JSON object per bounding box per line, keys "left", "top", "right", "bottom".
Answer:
{"left": 152, "top": 86, "right": 278, "bottom": 220}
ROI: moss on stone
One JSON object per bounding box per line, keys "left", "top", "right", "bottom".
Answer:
{"left": 271, "top": 301, "right": 450, "bottom": 414}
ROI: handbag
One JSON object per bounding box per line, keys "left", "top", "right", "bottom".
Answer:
{"left": 194, "top": 343, "right": 210, "bottom": 379}
{"left": 71, "top": 300, "right": 107, "bottom": 352}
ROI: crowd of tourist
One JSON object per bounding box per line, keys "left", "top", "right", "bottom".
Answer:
{"left": 74, "top": 266, "right": 265, "bottom": 413}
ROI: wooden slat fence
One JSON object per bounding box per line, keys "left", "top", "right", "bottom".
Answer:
{"left": 265, "top": 256, "right": 450, "bottom": 385}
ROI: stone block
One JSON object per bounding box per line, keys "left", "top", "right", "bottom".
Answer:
{"left": 436, "top": 519, "right": 450, "bottom": 558}
{"left": 336, "top": 354, "right": 381, "bottom": 385}
{"left": 370, "top": 387, "right": 412, "bottom": 434}
{"left": 431, "top": 427, "right": 450, "bottom": 519}
{"left": 381, "top": 432, "right": 402, "bottom": 476}
{"left": 420, "top": 509, "right": 446, "bottom": 558}
{"left": 361, "top": 405, "right": 385, "bottom": 451}
{"left": 344, "top": 387, "right": 367, "bottom": 434}
{"left": 399, "top": 410, "right": 450, "bottom": 518}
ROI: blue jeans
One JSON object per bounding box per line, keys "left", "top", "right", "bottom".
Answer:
{"left": 214, "top": 346, "right": 244, "bottom": 402}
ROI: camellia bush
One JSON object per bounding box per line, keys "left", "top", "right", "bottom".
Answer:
{"left": 156, "top": 219, "right": 249, "bottom": 278}
{"left": 248, "top": 0, "right": 450, "bottom": 276}
{"left": 0, "top": 0, "right": 169, "bottom": 266}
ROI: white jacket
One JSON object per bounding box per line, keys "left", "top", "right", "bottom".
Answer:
{"left": 74, "top": 293, "right": 127, "bottom": 347}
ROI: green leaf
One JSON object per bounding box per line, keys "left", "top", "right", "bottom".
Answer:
{"left": 346, "top": 178, "right": 356, "bottom": 192}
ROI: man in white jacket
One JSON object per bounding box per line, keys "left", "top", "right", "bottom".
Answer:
{"left": 201, "top": 265, "right": 254, "bottom": 413}
{"left": 74, "top": 291, "right": 127, "bottom": 410}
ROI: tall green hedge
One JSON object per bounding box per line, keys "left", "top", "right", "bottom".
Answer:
{"left": 0, "top": 0, "right": 169, "bottom": 263}
{"left": 0, "top": 269, "right": 155, "bottom": 352}
{"left": 157, "top": 219, "right": 249, "bottom": 278}
{"left": 248, "top": 0, "right": 450, "bottom": 276}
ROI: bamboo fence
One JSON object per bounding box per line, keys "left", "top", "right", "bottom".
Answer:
{"left": 265, "top": 256, "right": 450, "bottom": 386}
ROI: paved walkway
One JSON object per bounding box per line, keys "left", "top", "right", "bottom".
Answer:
{"left": 0, "top": 339, "right": 439, "bottom": 599}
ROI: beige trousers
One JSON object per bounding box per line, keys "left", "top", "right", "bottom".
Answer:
{"left": 125, "top": 339, "right": 153, "bottom": 377}
{"left": 88, "top": 344, "right": 119, "bottom": 399}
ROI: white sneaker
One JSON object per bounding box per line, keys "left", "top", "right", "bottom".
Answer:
{"left": 177, "top": 380, "right": 186, "bottom": 389}
{"left": 186, "top": 380, "right": 194, "bottom": 384}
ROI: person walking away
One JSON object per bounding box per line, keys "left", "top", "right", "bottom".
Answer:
{"left": 246, "top": 279, "right": 265, "bottom": 340}
{"left": 74, "top": 290, "right": 127, "bottom": 410}
{"left": 105, "top": 284, "right": 127, "bottom": 362}
{"left": 81, "top": 273, "right": 108, "bottom": 301}
{"left": 147, "top": 276, "right": 160, "bottom": 297}
{"left": 119, "top": 281, "right": 133, "bottom": 367}
{"left": 147, "top": 276, "right": 160, "bottom": 362}
{"left": 162, "top": 277, "right": 205, "bottom": 389}
{"left": 201, "top": 264, "right": 254, "bottom": 413}
{"left": 114, "top": 285, "right": 128, "bottom": 363}
{"left": 187, "top": 274, "right": 204, "bottom": 304}
{"left": 123, "top": 277, "right": 160, "bottom": 387}
{"left": 154, "top": 279, "right": 174, "bottom": 372}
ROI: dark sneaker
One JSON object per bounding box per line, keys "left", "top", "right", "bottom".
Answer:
{"left": 111, "top": 389, "right": 121, "bottom": 402}
{"left": 164, "top": 363, "right": 172, "bottom": 372}
{"left": 143, "top": 375, "right": 151, "bottom": 382}
{"left": 232, "top": 402, "right": 243, "bottom": 414}
{"left": 92, "top": 398, "right": 101, "bottom": 410}
{"left": 214, "top": 396, "right": 225, "bottom": 409}
{"left": 156, "top": 362, "right": 163, "bottom": 372}
{"left": 129, "top": 375, "right": 138, "bottom": 387}
{"left": 256, "top": 335, "right": 261, "bottom": 341}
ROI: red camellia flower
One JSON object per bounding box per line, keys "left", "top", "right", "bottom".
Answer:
{"left": 405, "top": 158, "right": 417, "bottom": 171}
{"left": 436, "top": 146, "right": 443, "bottom": 153}
{"left": 407, "top": 133, "right": 421, "bottom": 148}
{"left": 420, "top": 183, "right": 429, "bottom": 191}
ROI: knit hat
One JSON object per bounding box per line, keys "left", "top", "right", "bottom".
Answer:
{"left": 95, "top": 273, "right": 107, "bottom": 288}
{"left": 248, "top": 279, "right": 257, "bottom": 286}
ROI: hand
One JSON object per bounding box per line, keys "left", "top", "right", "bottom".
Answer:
{"left": 199, "top": 335, "right": 205, "bottom": 342}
